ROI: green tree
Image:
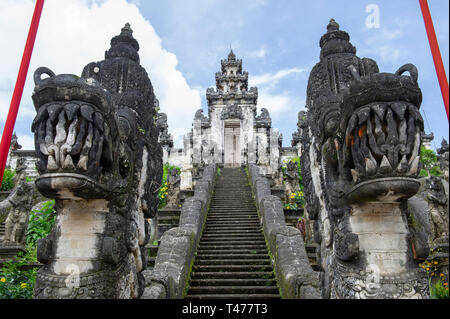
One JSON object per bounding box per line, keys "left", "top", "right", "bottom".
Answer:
{"left": 419, "top": 147, "right": 442, "bottom": 177}
{"left": 0, "top": 169, "right": 15, "bottom": 191}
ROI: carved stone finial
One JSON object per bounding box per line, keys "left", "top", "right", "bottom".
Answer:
{"left": 105, "top": 23, "right": 140, "bottom": 62}
{"left": 10, "top": 133, "right": 22, "bottom": 151}
{"left": 327, "top": 18, "right": 340, "bottom": 32}
{"left": 228, "top": 49, "right": 236, "bottom": 61}
{"left": 319, "top": 18, "right": 355, "bottom": 58}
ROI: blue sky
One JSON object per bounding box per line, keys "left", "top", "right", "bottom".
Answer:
{"left": 0, "top": 0, "right": 448, "bottom": 150}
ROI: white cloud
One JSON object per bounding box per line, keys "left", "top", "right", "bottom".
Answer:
{"left": 248, "top": 46, "right": 267, "bottom": 59}
{"left": 248, "top": 67, "right": 306, "bottom": 120}
{"left": 249, "top": 0, "right": 268, "bottom": 8}
{"left": 249, "top": 67, "right": 306, "bottom": 87}
{"left": 359, "top": 25, "right": 408, "bottom": 64}
{"left": 16, "top": 134, "right": 35, "bottom": 150}
{"left": 0, "top": 0, "right": 201, "bottom": 148}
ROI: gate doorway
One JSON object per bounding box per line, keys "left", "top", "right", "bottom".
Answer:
{"left": 224, "top": 122, "right": 240, "bottom": 167}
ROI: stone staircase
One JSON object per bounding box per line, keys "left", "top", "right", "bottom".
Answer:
{"left": 185, "top": 167, "right": 281, "bottom": 299}
{"left": 0, "top": 222, "right": 5, "bottom": 239}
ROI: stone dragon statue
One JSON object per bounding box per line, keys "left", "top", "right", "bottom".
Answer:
{"left": 299, "top": 19, "right": 430, "bottom": 298}
{"left": 31, "top": 24, "right": 162, "bottom": 299}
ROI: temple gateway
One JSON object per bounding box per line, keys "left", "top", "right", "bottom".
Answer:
{"left": 158, "top": 50, "right": 297, "bottom": 190}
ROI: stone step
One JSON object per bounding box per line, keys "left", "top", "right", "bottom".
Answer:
{"left": 185, "top": 168, "right": 280, "bottom": 299}
{"left": 206, "top": 218, "right": 260, "bottom": 222}
{"left": 208, "top": 209, "right": 256, "bottom": 212}
{"left": 189, "top": 278, "right": 277, "bottom": 286}
{"left": 195, "top": 259, "right": 271, "bottom": 266}
{"left": 202, "top": 229, "right": 262, "bottom": 234}
{"left": 205, "top": 225, "right": 261, "bottom": 229}
{"left": 186, "top": 286, "right": 279, "bottom": 295}
{"left": 201, "top": 233, "right": 265, "bottom": 239}
{"left": 198, "top": 242, "right": 267, "bottom": 250}
{"left": 206, "top": 215, "right": 259, "bottom": 219}
{"left": 193, "top": 264, "right": 274, "bottom": 272}
{"left": 199, "top": 240, "right": 266, "bottom": 246}
{"left": 195, "top": 254, "right": 270, "bottom": 260}
{"left": 203, "top": 227, "right": 262, "bottom": 233}
{"left": 206, "top": 220, "right": 260, "bottom": 224}
{"left": 190, "top": 271, "right": 275, "bottom": 279}
{"left": 196, "top": 249, "right": 269, "bottom": 255}
{"left": 201, "top": 236, "right": 265, "bottom": 242}
{"left": 208, "top": 208, "right": 256, "bottom": 211}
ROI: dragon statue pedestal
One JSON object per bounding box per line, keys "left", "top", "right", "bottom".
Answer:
{"left": 31, "top": 24, "right": 162, "bottom": 299}
{"left": 300, "top": 19, "right": 430, "bottom": 299}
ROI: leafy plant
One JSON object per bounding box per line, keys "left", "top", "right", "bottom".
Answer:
{"left": 158, "top": 164, "right": 181, "bottom": 208}
{"left": 26, "top": 200, "right": 56, "bottom": 247}
{"left": 1, "top": 200, "right": 56, "bottom": 299}
{"left": 431, "top": 279, "right": 449, "bottom": 299}
{"left": 419, "top": 147, "right": 442, "bottom": 177}
{"left": 419, "top": 259, "right": 449, "bottom": 299}
{"left": 0, "top": 246, "right": 37, "bottom": 299}
{"left": 287, "top": 190, "right": 305, "bottom": 209}
{"left": 1, "top": 169, "right": 15, "bottom": 191}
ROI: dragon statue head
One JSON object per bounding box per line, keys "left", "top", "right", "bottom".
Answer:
{"left": 300, "top": 19, "right": 429, "bottom": 298}
{"left": 31, "top": 23, "right": 163, "bottom": 299}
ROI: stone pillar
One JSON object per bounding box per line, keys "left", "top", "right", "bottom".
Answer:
{"left": 270, "top": 129, "right": 281, "bottom": 176}
{"left": 257, "top": 128, "right": 269, "bottom": 166}
{"left": 192, "top": 119, "right": 202, "bottom": 165}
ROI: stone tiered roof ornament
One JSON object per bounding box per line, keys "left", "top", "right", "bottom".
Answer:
{"left": 319, "top": 18, "right": 356, "bottom": 59}
{"left": 105, "top": 22, "right": 140, "bottom": 63}
{"left": 207, "top": 51, "right": 257, "bottom": 111}
{"left": 227, "top": 49, "right": 236, "bottom": 61}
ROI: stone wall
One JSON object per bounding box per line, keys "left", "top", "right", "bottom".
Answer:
{"left": 247, "top": 164, "right": 320, "bottom": 299}
{"left": 142, "top": 164, "right": 217, "bottom": 299}
{"left": 7, "top": 150, "right": 39, "bottom": 180}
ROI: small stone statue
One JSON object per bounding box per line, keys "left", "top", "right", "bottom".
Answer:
{"left": 437, "top": 138, "right": 449, "bottom": 181}
{"left": 0, "top": 181, "right": 35, "bottom": 246}
{"left": 284, "top": 160, "right": 299, "bottom": 205}
{"left": 165, "top": 168, "right": 181, "bottom": 208}
{"left": 13, "top": 157, "right": 28, "bottom": 185}
{"left": 10, "top": 133, "right": 22, "bottom": 151}
{"left": 424, "top": 176, "right": 449, "bottom": 241}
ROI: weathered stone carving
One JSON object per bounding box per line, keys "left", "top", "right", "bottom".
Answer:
{"left": 194, "top": 108, "right": 210, "bottom": 129}
{"left": 256, "top": 108, "right": 272, "bottom": 128}
{"left": 10, "top": 133, "right": 22, "bottom": 151}
{"left": 414, "top": 176, "right": 449, "bottom": 242}
{"left": 284, "top": 160, "right": 299, "bottom": 205}
{"left": 0, "top": 181, "right": 35, "bottom": 246}
{"left": 13, "top": 157, "right": 28, "bottom": 185}
{"left": 30, "top": 23, "right": 162, "bottom": 299}
{"left": 156, "top": 112, "right": 174, "bottom": 149}
{"left": 437, "top": 138, "right": 449, "bottom": 181}
{"left": 220, "top": 103, "right": 243, "bottom": 120}
{"left": 300, "top": 19, "right": 429, "bottom": 298}
{"left": 165, "top": 168, "right": 181, "bottom": 208}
